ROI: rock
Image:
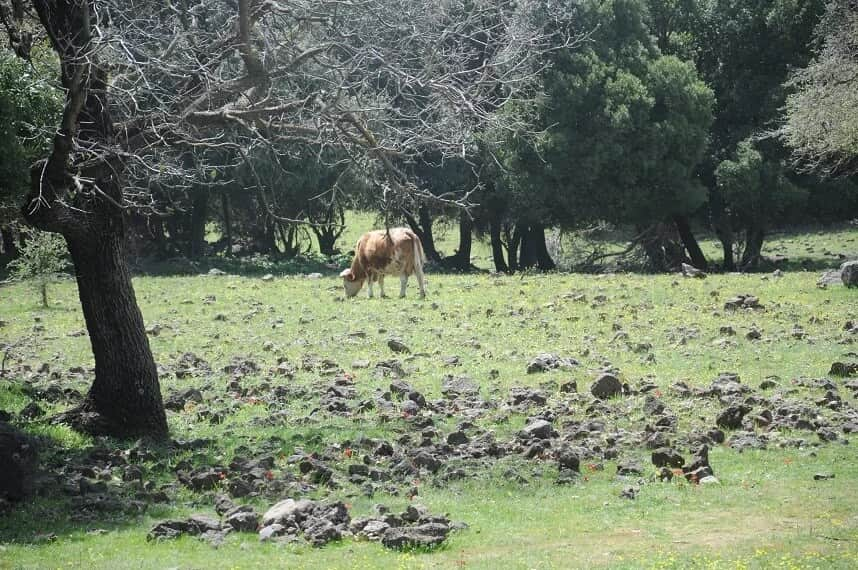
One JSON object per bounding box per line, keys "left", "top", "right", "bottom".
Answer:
{"left": 0, "top": 422, "right": 38, "bottom": 501}
{"left": 590, "top": 373, "right": 623, "bottom": 400}
{"left": 559, "top": 380, "right": 578, "bottom": 393}
{"left": 261, "top": 274, "right": 274, "bottom": 282}
{"left": 163, "top": 388, "right": 203, "bottom": 412}
{"left": 411, "top": 451, "right": 442, "bottom": 473}
{"left": 19, "top": 402, "right": 44, "bottom": 420}
{"left": 683, "top": 445, "right": 714, "bottom": 482}
{"left": 681, "top": 263, "right": 706, "bottom": 278}
{"left": 508, "top": 387, "right": 547, "bottom": 407}
{"left": 446, "top": 431, "right": 469, "bottom": 446}
{"left": 651, "top": 448, "right": 684, "bottom": 469}
{"left": 387, "top": 339, "right": 410, "bottom": 354}
{"left": 356, "top": 519, "right": 390, "bottom": 540}
{"left": 557, "top": 448, "right": 581, "bottom": 472}
{"left": 208, "top": 268, "right": 227, "bottom": 276}
{"left": 147, "top": 520, "right": 191, "bottom": 541}
{"left": 181, "top": 468, "right": 224, "bottom": 491}
{"left": 829, "top": 362, "right": 858, "bottom": 377}
{"left": 302, "top": 517, "right": 341, "bottom": 547}
{"left": 519, "top": 419, "right": 555, "bottom": 440}
{"left": 841, "top": 261, "right": 858, "bottom": 288}
{"left": 441, "top": 375, "right": 479, "bottom": 399}
{"left": 526, "top": 353, "right": 578, "bottom": 374}
{"left": 262, "top": 498, "right": 315, "bottom": 526}
{"left": 616, "top": 459, "right": 644, "bottom": 476}
{"left": 258, "top": 524, "right": 287, "bottom": 542}
{"left": 620, "top": 486, "right": 638, "bottom": 500}
{"left": 699, "top": 475, "right": 720, "bottom": 485}
{"left": 381, "top": 523, "right": 449, "bottom": 550}
{"left": 716, "top": 405, "right": 751, "bottom": 430}
{"left": 723, "top": 294, "right": 762, "bottom": 311}
{"left": 813, "top": 472, "right": 835, "bottom": 481}
{"left": 225, "top": 506, "right": 260, "bottom": 532}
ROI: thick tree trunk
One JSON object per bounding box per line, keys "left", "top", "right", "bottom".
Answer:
{"left": 0, "top": 226, "right": 17, "bottom": 257}
{"left": 403, "top": 207, "right": 443, "bottom": 263}
{"left": 20, "top": 0, "right": 167, "bottom": 439}
{"left": 188, "top": 188, "right": 209, "bottom": 258}
{"left": 673, "top": 215, "right": 708, "bottom": 270}
{"left": 63, "top": 230, "right": 168, "bottom": 438}
{"left": 221, "top": 193, "right": 232, "bottom": 256}
{"left": 489, "top": 214, "right": 509, "bottom": 273}
{"left": 507, "top": 225, "right": 521, "bottom": 273}
{"left": 446, "top": 211, "right": 473, "bottom": 271}
{"left": 518, "top": 225, "right": 536, "bottom": 269}
{"left": 740, "top": 226, "right": 765, "bottom": 270}
{"left": 532, "top": 224, "right": 556, "bottom": 271}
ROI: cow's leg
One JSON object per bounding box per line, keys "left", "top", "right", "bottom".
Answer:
{"left": 414, "top": 267, "right": 426, "bottom": 299}
{"left": 400, "top": 274, "right": 408, "bottom": 298}
{"left": 378, "top": 275, "right": 387, "bottom": 298}
{"left": 367, "top": 274, "right": 374, "bottom": 298}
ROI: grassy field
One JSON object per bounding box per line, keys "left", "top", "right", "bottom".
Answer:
{"left": 1, "top": 228, "right": 857, "bottom": 569}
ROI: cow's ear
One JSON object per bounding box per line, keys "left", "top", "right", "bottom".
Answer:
{"left": 339, "top": 268, "right": 354, "bottom": 280}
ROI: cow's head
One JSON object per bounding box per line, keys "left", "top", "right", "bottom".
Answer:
{"left": 340, "top": 268, "right": 364, "bottom": 298}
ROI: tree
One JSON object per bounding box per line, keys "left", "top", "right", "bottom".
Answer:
{"left": 499, "top": 0, "right": 713, "bottom": 271}
{"left": 7, "top": 228, "right": 68, "bottom": 307}
{"left": 2, "top": 0, "right": 571, "bottom": 437}
{"left": 782, "top": 0, "right": 858, "bottom": 177}
{"left": 0, "top": 48, "right": 60, "bottom": 260}
{"left": 715, "top": 139, "right": 806, "bottom": 269}
{"left": 684, "top": 0, "right": 825, "bottom": 269}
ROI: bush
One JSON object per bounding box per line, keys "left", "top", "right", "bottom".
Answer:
{"left": 7, "top": 229, "right": 70, "bottom": 307}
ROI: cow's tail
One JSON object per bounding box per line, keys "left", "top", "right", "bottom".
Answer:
{"left": 413, "top": 233, "right": 427, "bottom": 272}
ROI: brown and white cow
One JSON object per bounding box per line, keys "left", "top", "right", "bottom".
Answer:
{"left": 340, "top": 227, "right": 427, "bottom": 299}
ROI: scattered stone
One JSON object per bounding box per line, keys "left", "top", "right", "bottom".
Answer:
{"left": 829, "top": 362, "right": 858, "bottom": 377}
{"left": 526, "top": 353, "right": 578, "bottom": 374}
{"left": 519, "top": 419, "right": 555, "bottom": 440}
{"left": 724, "top": 295, "right": 763, "bottom": 311}
{"left": 0, "top": 422, "right": 38, "bottom": 501}
{"left": 620, "top": 486, "right": 638, "bottom": 500}
{"left": 681, "top": 263, "right": 706, "bottom": 278}
{"left": 716, "top": 405, "right": 751, "bottom": 430}
{"left": 841, "top": 260, "right": 858, "bottom": 288}
{"left": 441, "top": 375, "right": 479, "bottom": 399}
{"left": 813, "top": 472, "right": 835, "bottom": 481}
{"left": 163, "top": 388, "right": 203, "bottom": 412}
{"left": 261, "top": 274, "right": 274, "bottom": 282}
{"left": 381, "top": 524, "right": 449, "bottom": 550}
{"left": 616, "top": 459, "right": 644, "bottom": 476}
{"left": 387, "top": 339, "right": 410, "bottom": 354}
{"left": 590, "top": 373, "right": 623, "bottom": 400}
{"left": 651, "top": 448, "right": 684, "bottom": 469}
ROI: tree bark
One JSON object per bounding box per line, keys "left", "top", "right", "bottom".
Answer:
{"left": 221, "top": 193, "right": 232, "bottom": 256}
{"left": 20, "top": 0, "right": 168, "bottom": 438}
{"left": 740, "top": 226, "right": 765, "bottom": 270}
{"left": 673, "top": 215, "right": 708, "bottom": 270}
{"left": 403, "top": 206, "right": 443, "bottom": 263}
{"left": 489, "top": 214, "right": 509, "bottom": 273}
{"left": 63, "top": 230, "right": 168, "bottom": 437}
{"left": 446, "top": 211, "right": 473, "bottom": 271}
{"left": 532, "top": 224, "right": 556, "bottom": 271}
{"left": 188, "top": 188, "right": 209, "bottom": 258}
{"left": 1, "top": 226, "right": 16, "bottom": 257}
{"left": 507, "top": 225, "right": 521, "bottom": 273}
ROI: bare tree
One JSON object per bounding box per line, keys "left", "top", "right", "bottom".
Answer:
{"left": 2, "top": 0, "right": 579, "bottom": 437}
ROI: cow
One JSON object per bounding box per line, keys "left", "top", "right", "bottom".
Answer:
{"left": 340, "top": 227, "right": 427, "bottom": 299}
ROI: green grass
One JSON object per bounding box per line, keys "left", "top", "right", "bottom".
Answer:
{"left": 1, "top": 226, "right": 857, "bottom": 569}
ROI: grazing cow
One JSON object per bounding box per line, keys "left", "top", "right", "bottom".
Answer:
{"left": 340, "top": 227, "right": 427, "bottom": 299}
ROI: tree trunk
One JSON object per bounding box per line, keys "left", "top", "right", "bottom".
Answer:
{"left": 19, "top": 0, "right": 167, "bottom": 439}
{"left": 532, "top": 224, "right": 556, "bottom": 271}
{"left": 507, "top": 225, "right": 521, "bottom": 273}
{"left": 740, "top": 226, "right": 765, "bottom": 270}
{"left": 403, "top": 207, "right": 443, "bottom": 263}
{"left": 673, "top": 215, "right": 708, "bottom": 270}
{"left": 489, "top": 214, "right": 509, "bottom": 273}
{"left": 518, "top": 226, "right": 536, "bottom": 269}
{"left": 1, "top": 226, "right": 17, "bottom": 257}
{"left": 221, "top": 192, "right": 232, "bottom": 256}
{"left": 188, "top": 188, "right": 209, "bottom": 258}
{"left": 62, "top": 230, "right": 168, "bottom": 437}
{"left": 446, "top": 211, "right": 473, "bottom": 271}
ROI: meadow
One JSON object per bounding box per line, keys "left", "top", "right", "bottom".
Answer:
{"left": 1, "top": 227, "right": 857, "bottom": 569}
